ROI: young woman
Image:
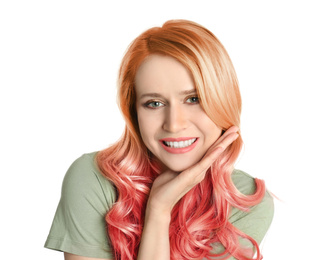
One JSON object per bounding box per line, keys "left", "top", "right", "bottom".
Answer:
{"left": 45, "top": 20, "right": 274, "bottom": 260}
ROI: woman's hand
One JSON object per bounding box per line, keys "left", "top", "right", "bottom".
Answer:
{"left": 146, "top": 126, "right": 239, "bottom": 217}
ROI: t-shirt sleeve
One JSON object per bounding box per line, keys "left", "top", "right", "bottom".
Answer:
{"left": 210, "top": 170, "right": 274, "bottom": 260}
{"left": 44, "top": 152, "right": 116, "bottom": 259}
{"left": 229, "top": 169, "right": 274, "bottom": 245}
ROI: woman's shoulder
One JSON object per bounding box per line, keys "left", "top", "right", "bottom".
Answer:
{"left": 229, "top": 169, "right": 274, "bottom": 244}
{"left": 231, "top": 168, "right": 274, "bottom": 212}
{"left": 231, "top": 169, "right": 258, "bottom": 195}
{"left": 65, "top": 151, "right": 101, "bottom": 177}
{"left": 45, "top": 152, "right": 116, "bottom": 258}
{"left": 62, "top": 151, "right": 117, "bottom": 208}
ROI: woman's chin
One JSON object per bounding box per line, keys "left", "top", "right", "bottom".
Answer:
{"left": 160, "top": 162, "right": 194, "bottom": 174}
{"left": 154, "top": 155, "right": 203, "bottom": 174}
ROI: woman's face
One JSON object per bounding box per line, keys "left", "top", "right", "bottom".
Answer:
{"left": 135, "top": 54, "right": 222, "bottom": 172}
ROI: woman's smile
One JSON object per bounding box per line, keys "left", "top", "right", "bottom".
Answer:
{"left": 159, "top": 137, "right": 198, "bottom": 154}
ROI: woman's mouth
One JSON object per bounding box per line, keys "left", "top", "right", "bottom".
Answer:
{"left": 159, "top": 137, "right": 199, "bottom": 154}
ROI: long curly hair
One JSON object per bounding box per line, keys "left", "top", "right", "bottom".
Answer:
{"left": 97, "top": 19, "right": 265, "bottom": 260}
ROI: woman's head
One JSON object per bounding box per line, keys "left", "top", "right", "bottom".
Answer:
{"left": 117, "top": 19, "right": 242, "bottom": 169}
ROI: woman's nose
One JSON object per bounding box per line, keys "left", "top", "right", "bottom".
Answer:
{"left": 162, "top": 105, "right": 188, "bottom": 133}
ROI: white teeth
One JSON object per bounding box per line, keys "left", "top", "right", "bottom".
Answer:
{"left": 164, "top": 138, "right": 196, "bottom": 148}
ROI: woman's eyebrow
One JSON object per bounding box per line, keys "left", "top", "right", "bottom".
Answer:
{"left": 179, "top": 89, "right": 197, "bottom": 95}
{"left": 139, "top": 93, "right": 163, "bottom": 99}
{"left": 139, "top": 89, "right": 197, "bottom": 99}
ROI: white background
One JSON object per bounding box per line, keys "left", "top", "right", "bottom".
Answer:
{"left": 1, "top": 1, "right": 314, "bottom": 259}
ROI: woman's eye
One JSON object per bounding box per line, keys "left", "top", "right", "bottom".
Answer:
{"left": 186, "top": 96, "right": 199, "bottom": 104}
{"left": 145, "top": 101, "right": 164, "bottom": 108}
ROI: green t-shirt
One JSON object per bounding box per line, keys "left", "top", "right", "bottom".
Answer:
{"left": 44, "top": 152, "right": 274, "bottom": 259}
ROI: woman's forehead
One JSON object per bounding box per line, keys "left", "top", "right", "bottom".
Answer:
{"left": 135, "top": 54, "right": 195, "bottom": 95}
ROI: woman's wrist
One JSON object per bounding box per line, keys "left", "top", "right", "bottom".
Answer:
{"left": 144, "top": 206, "right": 172, "bottom": 225}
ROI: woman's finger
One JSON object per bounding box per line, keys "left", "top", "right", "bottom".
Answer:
{"left": 201, "top": 126, "right": 239, "bottom": 162}
{"left": 211, "top": 126, "right": 239, "bottom": 149}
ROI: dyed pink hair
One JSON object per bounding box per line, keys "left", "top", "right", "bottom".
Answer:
{"left": 97, "top": 20, "right": 265, "bottom": 259}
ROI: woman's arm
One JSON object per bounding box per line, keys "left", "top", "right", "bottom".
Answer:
{"left": 137, "top": 126, "right": 239, "bottom": 260}
{"left": 64, "top": 252, "right": 111, "bottom": 260}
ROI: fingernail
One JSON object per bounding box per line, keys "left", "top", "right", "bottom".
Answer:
{"left": 233, "top": 134, "right": 239, "bottom": 141}
{"left": 215, "top": 146, "right": 224, "bottom": 153}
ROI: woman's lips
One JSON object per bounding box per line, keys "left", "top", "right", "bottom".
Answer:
{"left": 159, "top": 137, "right": 199, "bottom": 154}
